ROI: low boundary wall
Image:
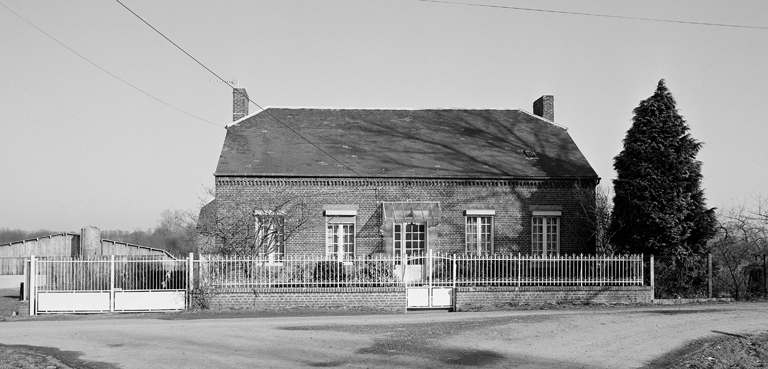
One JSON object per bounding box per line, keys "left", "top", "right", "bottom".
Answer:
{"left": 208, "top": 286, "right": 652, "bottom": 311}
{"left": 210, "top": 287, "right": 407, "bottom": 311}
{"left": 455, "top": 286, "right": 652, "bottom": 310}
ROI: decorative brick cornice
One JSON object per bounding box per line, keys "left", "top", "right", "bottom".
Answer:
{"left": 215, "top": 177, "right": 589, "bottom": 189}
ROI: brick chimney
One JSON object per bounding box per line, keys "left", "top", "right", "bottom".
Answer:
{"left": 233, "top": 88, "right": 249, "bottom": 122}
{"left": 533, "top": 95, "right": 554, "bottom": 121}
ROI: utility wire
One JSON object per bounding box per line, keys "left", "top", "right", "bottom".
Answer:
{"left": 0, "top": 1, "right": 224, "bottom": 129}
{"left": 114, "top": 0, "right": 363, "bottom": 177}
{"left": 416, "top": 0, "right": 768, "bottom": 30}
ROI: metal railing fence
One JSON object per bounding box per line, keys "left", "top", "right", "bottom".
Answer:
{"left": 196, "top": 253, "right": 644, "bottom": 289}
{"left": 197, "top": 254, "right": 401, "bottom": 288}
{"left": 35, "top": 256, "right": 188, "bottom": 291}
{"left": 451, "top": 253, "right": 644, "bottom": 286}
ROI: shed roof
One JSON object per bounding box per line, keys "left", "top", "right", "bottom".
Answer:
{"left": 215, "top": 108, "right": 598, "bottom": 179}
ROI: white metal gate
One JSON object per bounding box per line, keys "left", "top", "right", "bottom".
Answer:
{"left": 403, "top": 250, "right": 454, "bottom": 309}
{"left": 28, "top": 255, "right": 191, "bottom": 315}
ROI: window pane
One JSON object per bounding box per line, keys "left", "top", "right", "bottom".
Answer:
{"left": 532, "top": 217, "right": 544, "bottom": 255}
{"left": 466, "top": 217, "right": 477, "bottom": 253}
{"left": 326, "top": 225, "right": 335, "bottom": 255}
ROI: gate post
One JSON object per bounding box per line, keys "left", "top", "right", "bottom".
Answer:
{"left": 188, "top": 253, "right": 194, "bottom": 309}
{"left": 403, "top": 253, "right": 408, "bottom": 313}
{"left": 110, "top": 255, "right": 115, "bottom": 312}
{"left": 402, "top": 253, "right": 408, "bottom": 283}
{"left": 452, "top": 254, "right": 457, "bottom": 312}
{"left": 428, "top": 249, "right": 433, "bottom": 291}
{"left": 29, "top": 255, "right": 36, "bottom": 316}
{"left": 23, "top": 258, "right": 28, "bottom": 301}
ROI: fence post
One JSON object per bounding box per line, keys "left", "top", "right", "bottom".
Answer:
{"left": 23, "top": 258, "right": 29, "bottom": 301}
{"left": 402, "top": 253, "right": 408, "bottom": 313}
{"left": 28, "top": 255, "right": 35, "bottom": 316}
{"left": 110, "top": 255, "right": 115, "bottom": 312}
{"left": 452, "top": 254, "right": 457, "bottom": 289}
{"left": 428, "top": 249, "right": 433, "bottom": 290}
{"left": 650, "top": 254, "right": 655, "bottom": 301}
{"left": 188, "top": 252, "right": 194, "bottom": 309}
{"left": 452, "top": 254, "right": 457, "bottom": 312}
{"left": 708, "top": 253, "right": 713, "bottom": 299}
{"left": 402, "top": 253, "right": 408, "bottom": 285}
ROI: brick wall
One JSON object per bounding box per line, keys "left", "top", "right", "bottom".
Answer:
{"left": 210, "top": 287, "right": 406, "bottom": 311}
{"left": 455, "top": 286, "right": 653, "bottom": 310}
{"left": 206, "top": 286, "right": 651, "bottom": 311}
{"left": 212, "top": 177, "right": 596, "bottom": 256}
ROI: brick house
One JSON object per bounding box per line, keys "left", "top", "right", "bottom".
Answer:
{"left": 202, "top": 89, "right": 599, "bottom": 259}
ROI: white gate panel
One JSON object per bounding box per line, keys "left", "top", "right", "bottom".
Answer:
{"left": 432, "top": 287, "right": 453, "bottom": 307}
{"left": 406, "top": 287, "right": 430, "bottom": 307}
{"left": 114, "top": 291, "right": 185, "bottom": 311}
{"left": 37, "top": 291, "right": 110, "bottom": 312}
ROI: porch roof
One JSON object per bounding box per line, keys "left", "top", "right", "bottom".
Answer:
{"left": 383, "top": 202, "right": 442, "bottom": 223}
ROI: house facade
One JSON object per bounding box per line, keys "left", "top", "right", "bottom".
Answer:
{"left": 204, "top": 89, "right": 600, "bottom": 259}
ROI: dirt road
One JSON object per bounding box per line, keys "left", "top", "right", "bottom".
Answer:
{"left": 1, "top": 303, "right": 766, "bottom": 368}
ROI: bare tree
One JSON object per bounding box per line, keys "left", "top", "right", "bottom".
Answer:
{"left": 710, "top": 196, "right": 768, "bottom": 299}
{"left": 195, "top": 187, "right": 311, "bottom": 258}
{"left": 573, "top": 183, "right": 615, "bottom": 254}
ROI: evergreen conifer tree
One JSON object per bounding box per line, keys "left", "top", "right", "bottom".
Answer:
{"left": 610, "top": 80, "right": 716, "bottom": 257}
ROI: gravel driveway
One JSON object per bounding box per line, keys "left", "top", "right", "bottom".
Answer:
{"left": 1, "top": 303, "right": 767, "bottom": 368}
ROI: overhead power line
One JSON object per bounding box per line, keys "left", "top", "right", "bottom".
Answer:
{"left": 114, "top": 0, "right": 363, "bottom": 177}
{"left": 416, "top": 0, "right": 768, "bottom": 30}
{"left": 0, "top": 1, "right": 223, "bottom": 129}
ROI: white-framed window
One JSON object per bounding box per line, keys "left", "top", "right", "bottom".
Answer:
{"left": 324, "top": 207, "right": 358, "bottom": 261}
{"left": 465, "top": 210, "right": 494, "bottom": 254}
{"left": 393, "top": 223, "right": 426, "bottom": 257}
{"left": 532, "top": 211, "right": 560, "bottom": 255}
{"left": 255, "top": 214, "right": 285, "bottom": 262}
{"left": 326, "top": 222, "right": 355, "bottom": 261}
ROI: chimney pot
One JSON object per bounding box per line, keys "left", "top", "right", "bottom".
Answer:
{"left": 533, "top": 95, "right": 554, "bottom": 121}
{"left": 233, "top": 88, "right": 249, "bottom": 122}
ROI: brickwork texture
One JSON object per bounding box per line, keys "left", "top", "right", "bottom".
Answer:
{"left": 213, "top": 177, "right": 596, "bottom": 257}
{"left": 208, "top": 286, "right": 652, "bottom": 311}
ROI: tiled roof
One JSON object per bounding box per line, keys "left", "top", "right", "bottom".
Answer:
{"left": 215, "top": 109, "right": 598, "bottom": 179}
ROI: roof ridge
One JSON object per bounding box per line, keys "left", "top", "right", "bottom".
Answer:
{"left": 518, "top": 109, "right": 569, "bottom": 130}
{"left": 259, "top": 106, "right": 524, "bottom": 111}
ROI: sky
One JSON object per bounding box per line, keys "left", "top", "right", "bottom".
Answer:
{"left": 1, "top": 0, "right": 767, "bottom": 233}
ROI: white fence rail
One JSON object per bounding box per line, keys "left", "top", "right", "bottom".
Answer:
{"left": 197, "top": 255, "right": 400, "bottom": 288}
{"left": 197, "top": 253, "right": 644, "bottom": 289}
{"left": 452, "top": 254, "right": 644, "bottom": 286}
{"left": 35, "top": 256, "right": 188, "bottom": 292}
